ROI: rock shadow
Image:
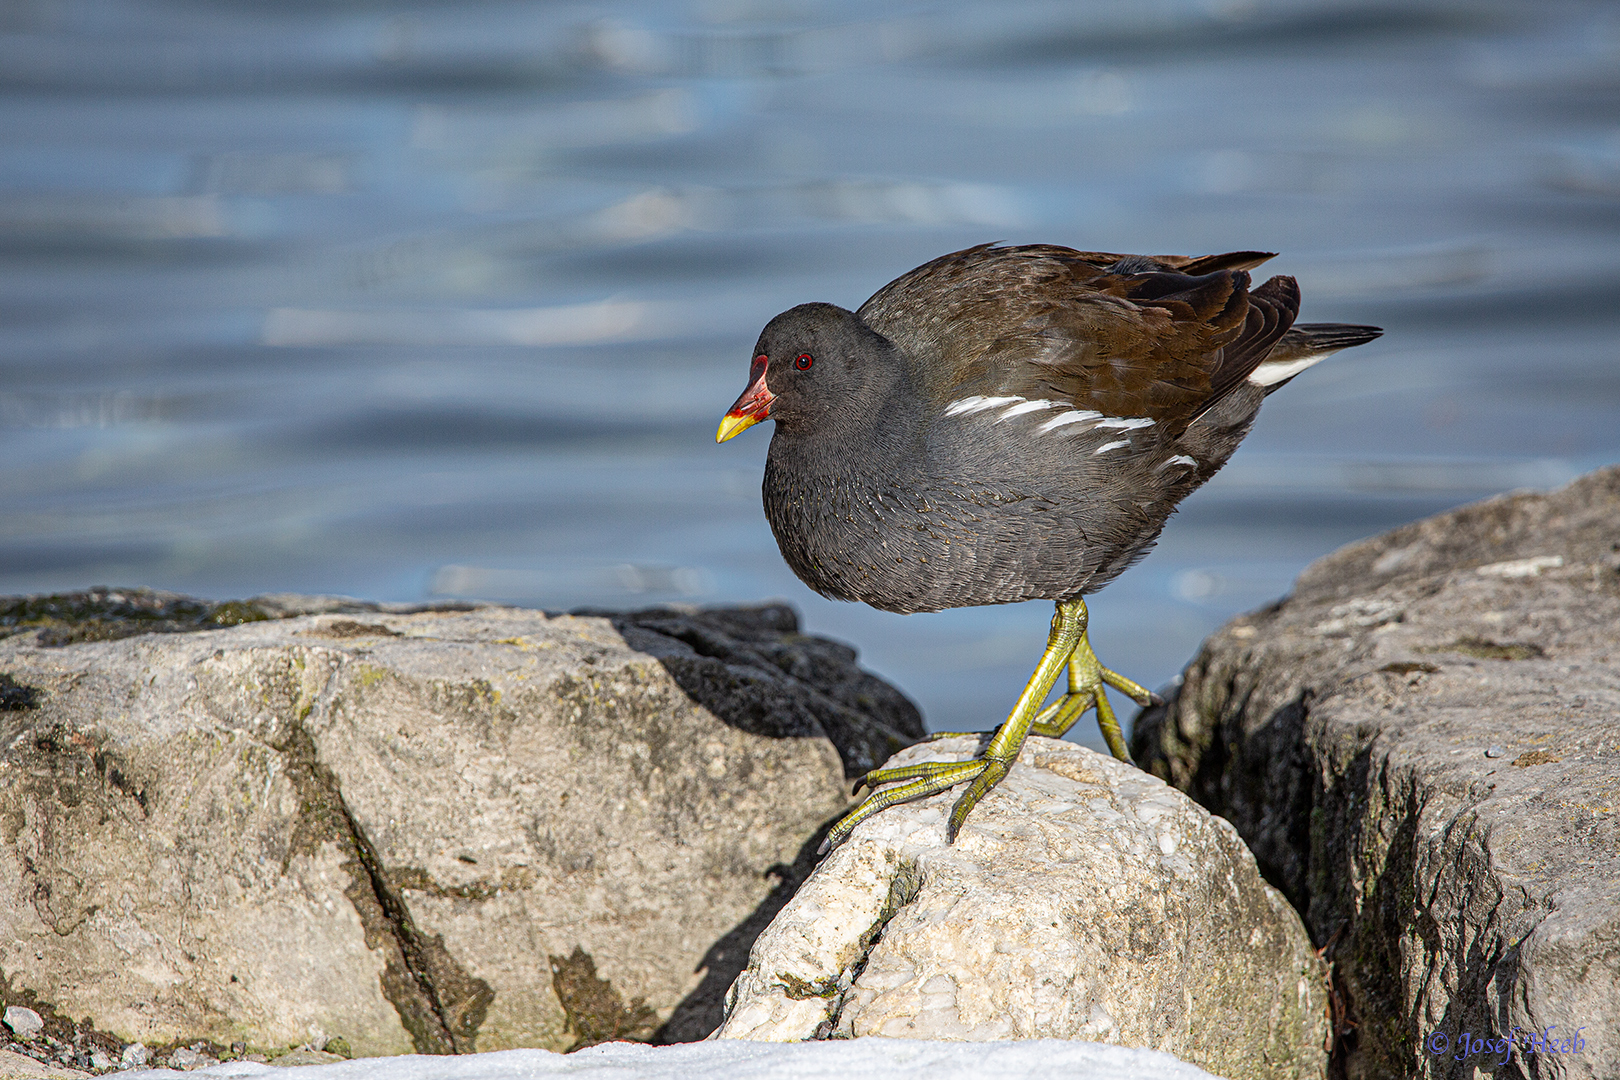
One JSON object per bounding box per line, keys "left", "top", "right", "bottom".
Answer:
{"left": 590, "top": 604, "right": 926, "bottom": 780}
{"left": 559, "top": 605, "right": 929, "bottom": 1041}
{"left": 651, "top": 816, "right": 836, "bottom": 1044}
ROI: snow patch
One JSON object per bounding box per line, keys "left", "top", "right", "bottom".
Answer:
{"left": 120, "top": 1038, "right": 1226, "bottom": 1080}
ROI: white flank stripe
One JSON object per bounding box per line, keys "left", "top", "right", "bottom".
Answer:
{"left": 1038, "top": 409, "right": 1102, "bottom": 433}
{"left": 1249, "top": 355, "right": 1328, "bottom": 387}
{"left": 1157, "top": 454, "right": 1197, "bottom": 471}
{"left": 1095, "top": 416, "right": 1154, "bottom": 430}
{"left": 997, "top": 399, "right": 1059, "bottom": 420}
{"left": 944, "top": 394, "right": 1022, "bottom": 417}
{"left": 1093, "top": 439, "right": 1131, "bottom": 455}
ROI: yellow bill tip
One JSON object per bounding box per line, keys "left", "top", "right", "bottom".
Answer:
{"left": 716, "top": 412, "right": 761, "bottom": 443}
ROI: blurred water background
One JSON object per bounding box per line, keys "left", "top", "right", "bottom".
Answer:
{"left": 3, "top": 0, "right": 1618, "bottom": 746}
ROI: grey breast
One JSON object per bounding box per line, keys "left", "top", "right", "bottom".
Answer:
{"left": 763, "top": 384, "right": 1252, "bottom": 614}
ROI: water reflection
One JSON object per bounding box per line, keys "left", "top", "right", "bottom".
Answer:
{"left": 1, "top": 0, "right": 1616, "bottom": 741}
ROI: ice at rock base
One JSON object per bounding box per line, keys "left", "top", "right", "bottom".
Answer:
{"left": 120, "top": 1038, "right": 1224, "bottom": 1080}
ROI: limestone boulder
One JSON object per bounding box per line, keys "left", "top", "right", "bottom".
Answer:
{"left": 1132, "top": 464, "right": 1620, "bottom": 1080}
{"left": 714, "top": 737, "right": 1328, "bottom": 1080}
{"left": 0, "top": 593, "right": 923, "bottom": 1059}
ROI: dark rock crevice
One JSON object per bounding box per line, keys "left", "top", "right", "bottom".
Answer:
{"left": 273, "top": 722, "right": 493, "bottom": 1055}
{"left": 815, "top": 856, "right": 924, "bottom": 1040}
{"left": 0, "top": 673, "right": 41, "bottom": 710}
{"left": 1137, "top": 648, "right": 1576, "bottom": 1080}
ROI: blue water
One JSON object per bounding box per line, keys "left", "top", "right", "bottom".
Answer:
{"left": 3, "top": 0, "right": 1617, "bottom": 744}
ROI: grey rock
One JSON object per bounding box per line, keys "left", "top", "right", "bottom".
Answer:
{"left": 0, "top": 1048, "right": 88, "bottom": 1080}
{"left": 117, "top": 1045, "right": 146, "bottom": 1069}
{"left": 3, "top": 1007, "right": 43, "bottom": 1039}
{"left": 1132, "top": 464, "right": 1620, "bottom": 1079}
{"left": 165, "top": 1048, "right": 202, "bottom": 1070}
{"left": 0, "top": 598, "right": 921, "bottom": 1056}
{"left": 715, "top": 737, "right": 1327, "bottom": 1080}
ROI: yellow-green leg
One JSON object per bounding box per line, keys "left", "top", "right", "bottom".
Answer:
{"left": 821, "top": 597, "right": 1087, "bottom": 853}
{"left": 823, "top": 597, "right": 1163, "bottom": 854}
{"left": 1028, "top": 625, "right": 1160, "bottom": 761}
{"left": 914, "top": 603, "right": 1160, "bottom": 757}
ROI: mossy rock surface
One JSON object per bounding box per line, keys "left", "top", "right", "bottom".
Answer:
{"left": 1133, "top": 464, "right": 1620, "bottom": 1080}
{"left": 0, "top": 595, "right": 921, "bottom": 1056}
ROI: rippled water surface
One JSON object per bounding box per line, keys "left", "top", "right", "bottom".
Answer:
{"left": 4, "top": 0, "right": 1618, "bottom": 741}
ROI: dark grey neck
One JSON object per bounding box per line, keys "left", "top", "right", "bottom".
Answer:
{"left": 766, "top": 366, "right": 925, "bottom": 487}
{"left": 761, "top": 371, "right": 931, "bottom": 607}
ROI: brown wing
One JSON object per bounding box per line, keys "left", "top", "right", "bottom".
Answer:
{"left": 857, "top": 244, "right": 1299, "bottom": 437}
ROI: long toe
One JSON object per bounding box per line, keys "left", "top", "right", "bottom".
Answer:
{"left": 945, "top": 756, "right": 1014, "bottom": 842}
{"left": 1029, "top": 689, "right": 1095, "bottom": 738}
{"left": 854, "top": 757, "right": 980, "bottom": 794}
{"left": 1100, "top": 665, "right": 1160, "bottom": 708}
{"left": 823, "top": 758, "right": 989, "bottom": 851}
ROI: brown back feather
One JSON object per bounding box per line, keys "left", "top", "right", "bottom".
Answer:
{"left": 857, "top": 243, "right": 1300, "bottom": 437}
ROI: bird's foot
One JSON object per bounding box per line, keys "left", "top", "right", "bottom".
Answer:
{"left": 1028, "top": 627, "right": 1160, "bottom": 762}
{"left": 820, "top": 598, "right": 1089, "bottom": 854}
{"left": 820, "top": 755, "right": 1003, "bottom": 853}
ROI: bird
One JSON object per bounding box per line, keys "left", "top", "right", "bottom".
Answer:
{"left": 715, "top": 243, "right": 1380, "bottom": 851}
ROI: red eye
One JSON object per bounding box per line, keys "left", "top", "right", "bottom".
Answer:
{"left": 795, "top": 353, "right": 813, "bottom": 370}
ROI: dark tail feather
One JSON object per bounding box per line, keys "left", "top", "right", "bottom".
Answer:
{"left": 1248, "top": 322, "right": 1382, "bottom": 391}
{"left": 1288, "top": 323, "right": 1383, "bottom": 352}
{"left": 1176, "top": 250, "right": 1278, "bottom": 275}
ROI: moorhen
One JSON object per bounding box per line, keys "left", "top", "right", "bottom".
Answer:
{"left": 717, "top": 243, "right": 1380, "bottom": 850}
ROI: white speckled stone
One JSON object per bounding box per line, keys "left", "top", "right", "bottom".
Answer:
{"left": 714, "top": 738, "right": 1326, "bottom": 1080}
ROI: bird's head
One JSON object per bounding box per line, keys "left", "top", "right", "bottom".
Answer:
{"left": 716, "top": 303, "right": 901, "bottom": 442}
